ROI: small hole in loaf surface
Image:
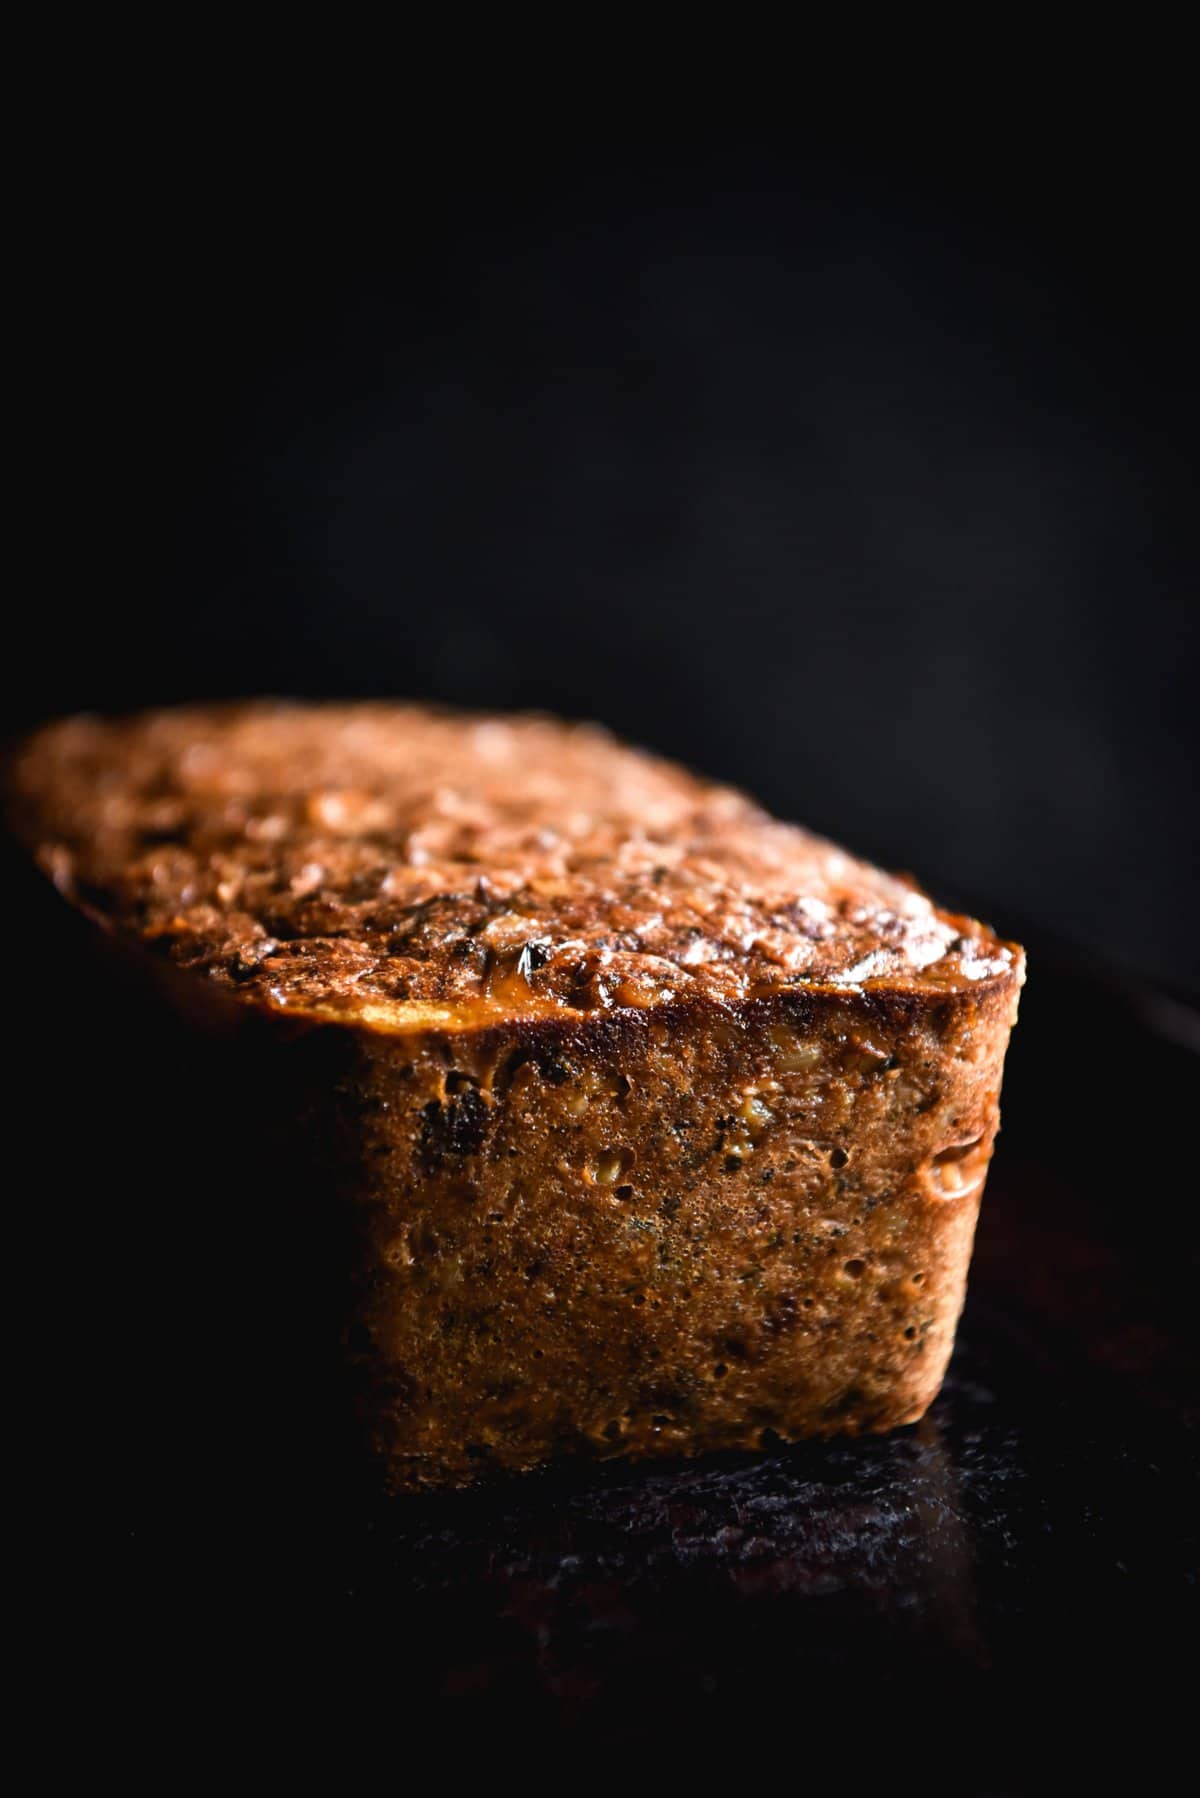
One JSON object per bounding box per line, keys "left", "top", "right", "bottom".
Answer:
{"left": 593, "top": 1146, "right": 634, "bottom": 1185}
{"left": 829, "top": 1147, "right": 849, "bottom": 1169}
{"left": 933, "top": 1136, "right": 983, "bottom": 1165}
{"left": 844, "top": 1258, "right": 866, "bottom": 1278}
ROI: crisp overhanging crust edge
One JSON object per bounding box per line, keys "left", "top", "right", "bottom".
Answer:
{"left": 2, "top": 747, "right": 1025, "bottom": 1046}
{"left": 17, "top": 848, "right": 1026, "bottom": 1057}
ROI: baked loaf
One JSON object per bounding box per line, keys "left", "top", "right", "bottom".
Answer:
{"left": 7, "top": 703, "right": 1023, "bottom": 1489}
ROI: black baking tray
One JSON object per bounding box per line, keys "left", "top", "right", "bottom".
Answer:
{"left": 21, "top": 880, "right": 1198, "bottom": 1780}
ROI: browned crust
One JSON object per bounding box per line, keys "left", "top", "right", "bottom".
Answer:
{"left": 4, "top": 702, "right": 1021, "bottom": 1030}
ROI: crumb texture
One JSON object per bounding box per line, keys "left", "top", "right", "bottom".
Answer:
{"left": 330, "top": 989, "right": 1016, "bottom": 1488}
{"left": 9, "top": 703, "right": 1017, "bottom": 1024}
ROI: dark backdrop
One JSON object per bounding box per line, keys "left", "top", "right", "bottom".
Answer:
{"left": 16, "top": 122, "right": 1198, "bottom": 990}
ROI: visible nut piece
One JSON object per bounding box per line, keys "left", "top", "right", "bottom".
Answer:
{"left": 593, "top": 1146, "right": 634, "bottom": 1185}
{"left": 306, "top": 788, "right": 393, "bottom": 834}
{"left": 927, "top": 1149, "right": 986, "bottom": 1200}
{"left": 843, "top": 1037, "right": 892, "bottom": 1074}
{"left": 769, "top": 1027, "right": 822, "bottom": 1073}
{"left": 739, "top": 1092, "right": 773, "bottom": 1132}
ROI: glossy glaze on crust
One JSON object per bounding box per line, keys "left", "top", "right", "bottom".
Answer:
{"left": 7, "top": 703, "right": 1018, "bottom": 1030}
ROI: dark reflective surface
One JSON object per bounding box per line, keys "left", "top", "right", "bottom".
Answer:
{"left": 290, "top": 1139, "right": 1197, "bottom": 1767}
{"left": 18, "top": 880, "right": 1197, "bottom": 1777}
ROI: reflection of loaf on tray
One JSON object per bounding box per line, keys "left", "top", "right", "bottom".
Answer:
{"left": 6, "top": 703, "right": 1024, "bottom": 1490}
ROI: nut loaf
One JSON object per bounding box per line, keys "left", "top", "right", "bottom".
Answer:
{"left": 6, "top": 703, "right": 1024, "bottom": 1489}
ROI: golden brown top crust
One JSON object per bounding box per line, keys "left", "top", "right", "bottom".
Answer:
{"left": 7, "top": 703, "right": 1019, "bottom": 1028}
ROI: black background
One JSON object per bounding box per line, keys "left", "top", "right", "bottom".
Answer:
{"left": 17, "top": 106, "right": 1197, "bottom": 990}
